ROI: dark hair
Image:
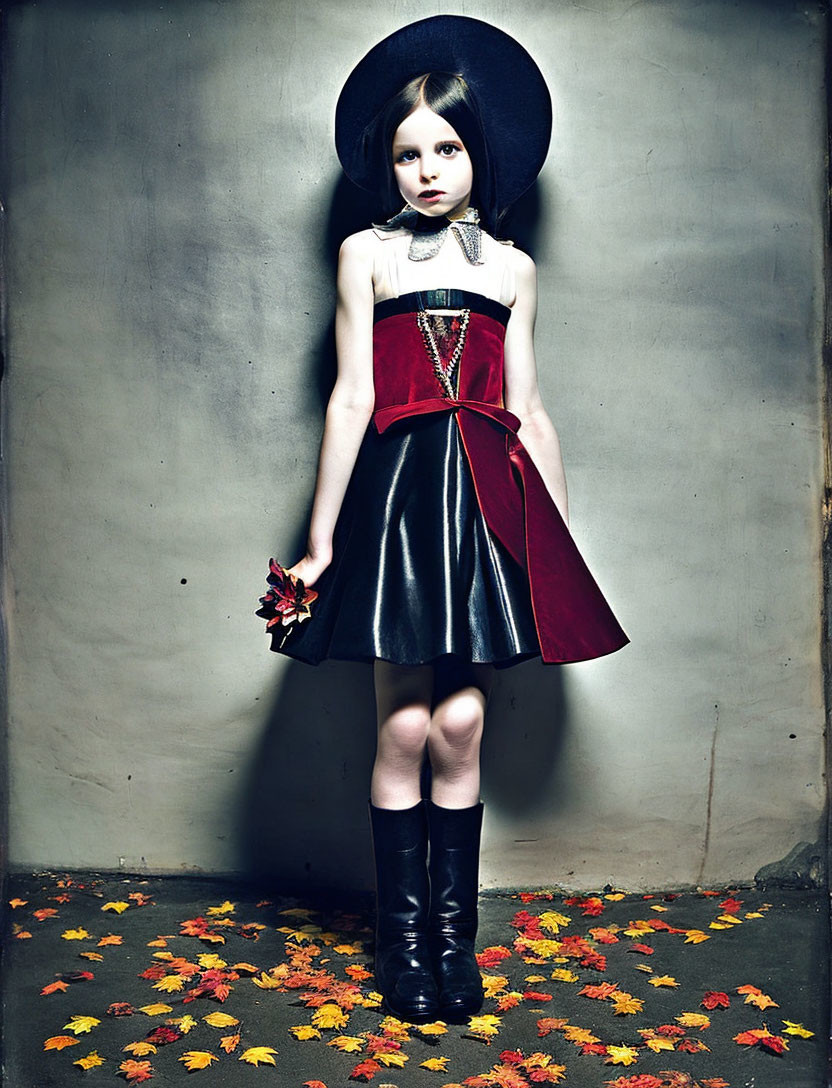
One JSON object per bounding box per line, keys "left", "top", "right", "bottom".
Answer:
{"left": 361, "top": 72, "right": 499, "bottom": 234}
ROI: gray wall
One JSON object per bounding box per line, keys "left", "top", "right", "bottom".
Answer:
{"left": 3, "top": 0, "right": 826, "bottom": 891}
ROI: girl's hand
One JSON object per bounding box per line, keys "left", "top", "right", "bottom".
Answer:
{"left": 286, "top": 552, "right": 332, "bottom": 589}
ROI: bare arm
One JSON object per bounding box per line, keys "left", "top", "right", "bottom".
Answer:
{"left": 288, "top": 232, "right": 376, "bottom": 585}
{"left": 503, "top": 250, "right": 569, "bottom": 527}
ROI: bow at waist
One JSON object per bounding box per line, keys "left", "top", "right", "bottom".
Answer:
{"left": 374, "top": 396, "right": 520, "bottom": 436}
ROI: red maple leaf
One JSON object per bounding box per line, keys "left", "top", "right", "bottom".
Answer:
{"left": 477, "top": 945, "right": 512, "bottom": 968}
{"left": 580, "top": 1042, "right": 609, "bottom": 1055}
{"left": 499, "top": 1049, "right": 524, "bottom": 1065}
{"left": 139, "top": 966, "right": 167, "bottom": 981}
{"left": 145, "top": 1026, "right": 182, "bottom": 1046}
{"left": 590, "top": 927, "right": 620, "bottom": 944}
{"left": 580, "top": 950, "right": 607, "bottom": 971}
{"left": 701, "top": 990, "right": 730, "bottom": 1009}
{"left": 627, "top": 944, "right": 655, "bottom": 955}
{"left": 655, "top": 1024, "right": 686, "bottom": 1037}
{"left": 349, "top": 1058, "right": 381, "bottom": 1081}
{"left": 719, "top": 896, "right": 743, "bottom": 914}
{"left": 523, "top": 990, "right": 553, "bottom": 1002}
{"left": 365, "top": 1034, "right": 400, "bottom": 1055}
{"left": 580, "top": 982, "right": 618, "bottom": 1000}
{"left": 107, "top": 1002, "right": 134, "bottom": 1017}
{"left": 537, "top": 1017, "right": 568, "bottom": 1036}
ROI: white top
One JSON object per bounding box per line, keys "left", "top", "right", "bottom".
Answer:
{"left": 370, "top": 226, "right": 517, "bottom": 310}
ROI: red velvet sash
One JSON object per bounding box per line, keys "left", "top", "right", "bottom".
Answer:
{"left": 372, "top": 311, "right": 628, "bottom": 663}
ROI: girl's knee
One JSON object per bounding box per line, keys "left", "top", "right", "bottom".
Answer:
{"left": 430, "top": 692, "right": 485, "bottom": 751}
{"left": 380, "top": 703, "right": 431, "bottom": 756}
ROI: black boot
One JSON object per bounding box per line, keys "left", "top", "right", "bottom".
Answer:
{"left": 369, "top": 801, "right": 439, "bottom": 1022}
{"left": 426, "top": 799, "right": 484, "bottom": 1023}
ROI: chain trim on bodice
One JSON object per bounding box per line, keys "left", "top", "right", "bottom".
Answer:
{"left": 416, "top": 308, "right": 471, "bottom": 399}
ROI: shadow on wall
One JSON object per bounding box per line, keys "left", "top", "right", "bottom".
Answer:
{"left": 237, "top": 173, "right": 567, "bottom": 894}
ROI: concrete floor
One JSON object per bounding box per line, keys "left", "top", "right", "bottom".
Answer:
{"left": 1, "top": 871, "right": 828, "bottom": 1088}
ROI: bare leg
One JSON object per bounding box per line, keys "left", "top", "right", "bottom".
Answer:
{"left": 371, "top": 660, "right": 433, "bottom": 809}
{"left": 427, "top": 662, "right": 494, "bottom": 807}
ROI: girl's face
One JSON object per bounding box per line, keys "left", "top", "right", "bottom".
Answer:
{"left": 391, "top": 105, "right": 473, "bottom": 219}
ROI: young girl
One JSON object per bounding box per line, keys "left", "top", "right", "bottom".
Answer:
{"left": 261, "top": 15, "right": 627, "bottom": 1024}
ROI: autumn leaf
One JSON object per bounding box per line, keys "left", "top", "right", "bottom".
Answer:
{"left": 123, "top": 1042, "right": 158, "bottom": 1056}
{"left": 782, "top": 1020, "right": 814, "bottom": 1038}
{"left": 63, "top": 1015, "right": 101, "bottom": 1035}
{"left": 311, "top": 1003, "right": 349, "bottom": 1030}
{"left": 648, "top": 975, "right": 679, "bottom": 988}
{"left": 548, "top": 970, "right": 574, "bottom": 987}
{"left": 743, "top": 990, "right": 779, "bottom": 1010}
{"left": 102, "top": 901, "right": 130, "bottom": 914}
{"left": 675, "top": 1012, "right": 710, "bottom": 1030}
{"left": 252, "top": 972, "right": 284, "bottom": 990}
{"left": 80, "top": 951, "right": 104, "bottom": 961}
{"left": 476, "top": 945, "right": 512, "bottom": 968}
{"left": 701, "top": 990, "right": 730, "bottom": 1009}
{"left": 496, "top": 991, "right": 524, "bottom": 1011}
{"left": 627, "top": 943, "right": 655, "bottom": 955}
{"left": 644, "top": 1037, "right": 676, "bottom": 1053}
{"left": 206, "top": 900, "right": 235, "bottom": 915}
{"left": 536, "top": 1017, "right": 569, "bottom": 1036}
{"left": 138, "top": 1004, "right": 173, "bottom": 1016}
{"left": 580, "top": 982, "right": 619, "bottom": 1000}
{"left": 289, "top": 1025, "right": 322, "bottom": 1041}
{"left": 237, "top": 1045, "right": 278, "bottom": 1066}
{"left": 202, "top": 1011, "right": 239, "bottom": 1027}
{"left": 328, "top": 1035, "right": 365, "bottom": 1053}
{"left": 99, "top": 934, "right": 123, "bottom": 946}
{"left": 345, "top": 964, "right": 373, "bottom": 981}
{"left": 563, "top": 1025, "right": 600, "bottom": 1045}
{"left": 41, "top": 980, "right": 70, "bottom": 996}
{"left": 421, "top": 1056, "right": 450, "bottom": 1071}
{"left": 219, "top": 1033, "right": 241, "bottom": 1053}
{"left": 171, "top": 1015, "right": 198, "bottom": 1034}
{"left": 33, "top": 907, "right": 59, "bottom": 920}
{"left": 43, "top": 1035, "right": 80, "bottom": 1050}
{"left": 524, "top": 990, "right": 553, "bottom": 1002}
{"left": 466, "top": 1014, "right": 502, "bottom": 1042}
{"left": 376, "top": 1051, "right": 408, "bottom": 1068}
{"left": 683, "top": 930, "right": 710, "bottom": 944}
{"left": 62, "top": 927, "right": 92, "bottom": 941}
{"left": 605, "top": 1044, "right": 639, "bottom": 1066}
{"left": 611, "top": 993, "right": 643, "bottom": 1015}
{"left": 8, "top": 897, "right": 27, "bottom": 908}
{"left": 231, "top": 961, "right": 259, "bottom": 974}
{"left": 118, "top": 1058, "right": 154, "bottom": 1082}
{"left": 539, "top": 910, "right": 571, "bottom": 933}
{"left": 349, "top": 1058, "right": 382, "bottom": 1081}
{"left": 108, "top": 1002, "right": 135, "bottom": 1017}
{"left": 145, "top": 1026, "right": 183, "bottom": 1046}
{"left": 417, "top": 1021, "right": 449, "bottom": 1036}
{"left": 153, "top": 975, "right": 185, "bottom": 993}
{"left": 73, "top": 1050, "right": 106, "bottom": 1069}
{"left": 178, "top": 1051, "right": 218, "bottom": 1070}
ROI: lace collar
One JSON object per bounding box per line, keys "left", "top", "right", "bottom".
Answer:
{"left": 372, "top": 205, "right": 484, "bottom": 265}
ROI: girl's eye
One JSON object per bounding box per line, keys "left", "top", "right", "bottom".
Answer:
{"left": 395, "top": 150, "right": 417, "bottom": 164}
{"left": 439, "top": 143, "right": 461, "bottom": 156}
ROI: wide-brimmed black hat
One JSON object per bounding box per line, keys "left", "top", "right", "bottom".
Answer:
{"left": 335, "top": 15, "right": 552, "bottom": 210}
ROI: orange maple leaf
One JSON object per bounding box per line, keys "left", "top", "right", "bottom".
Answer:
{"left": 119, "top": 1058, "right": 155, "bottom": 1081}
{"left": 580, "top": 982, "right": 619, "bottom": 1000}
{"left": 43, "top": 1035, "right": 79, "bottom": 1051}
{"left": 41, "top": 981, "right": 70, "bottom": 996}
{"left": 349, "top": 1058, "right": 382, "bottom": 1081}
{"left": 536, "top": 1017, "right": 568, "bottom": 1037}
{"left": 219, "top": 1033, "right": 241, "bottom": 1054}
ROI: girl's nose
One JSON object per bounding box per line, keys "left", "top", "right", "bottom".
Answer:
{"left": 420, "top": 156, "right": 439, "bottom": 182}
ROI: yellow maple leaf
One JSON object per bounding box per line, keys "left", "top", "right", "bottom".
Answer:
{"left": 230, "top": 961, "right": 258, "bottom": 975}
{"left": 709, "top": 922, "right": 731, "bottom": 930}
{"left": 198, "top": 932, "right": 225, "bottom": 944}
{"left": 523, "top": 1052, "right": 553, "bottom": 1068}
{"left": 645, "top": 1036, "right": 676, "bottom": 1053}
{"left": 421, "top": 1056, "right": 450, "bottom": 1071}
{"left": 102, "top": 901, "right": 129, "bottom": 914}
{"left": 203, "top": 1012, "right": 239, "bottom": 1028}
{"left": 605, "top": 1044, "right": 639, "bottom": 1065}
{"left": 73, "top": 1050, "right": 106, "bottom": 1069}
{"left": 466, "top": 1014, "right": 502, "bottom": 1039}
{"left": 289, "top": 1025, "right": 321, "bottom": 1041}
{"left": 333, "top": 941, "right": 364, "bottom": 955}
{"left": 80, "top": 951, "right": 104, "bottom": 962}
{"left": 152, "top": 951, "right": 174, "bottom": 961}
{"left": 525, "top": 974, "right": 547, "bottom": 983}
{"left": 675, "top": 1011, "right": 711, "bottom": 1029}
{"left": 197, "top": 953, "right": 227, "bottom": 969}
{"left": 123, "top": 1042, "right": 158, "bottom": 1056}
{"left": 153, "top": 975, "right": 185, "bottom": 993}
{"left": 219, "top": 1033, "right": 241, "bottom": 1053}
{"left": 521, "top": 938, "right": 562, "bottom": 958}
{"left": 138, "top": 1003, "right": 174, "bottom": 1016}
{"left": 551, "top": 968, "right": 579, "bottom": 983}
{"left": 605, "top": 892, "right": 626, "bottom": 900}
{"left": 361, "top": 992, "right": 383, "bottom": 1008}
{"left": 418, "top": 1022, "right": 448, "bottom": 1036}
{"left": 716, "top": 914, "right": 742, "bottom": 925}
{"left": 43, "top": 1035, "right": 80, "bottom": 1051}
{"left": 634, "top": 964, "right": 654, "bottom": 974}
{"left": 206, "top": 900, "right": 235, "bottom": 915}
{"left": 684, "top": 929, "right": 710, "bottom": 944}
{"left": 253, "top": 972, "right": 284, "bottom": 990}
{"left": 63, "top": 1016, "right": 101, "bottom": 1035}
{"left": 744, "top": 991, "right": 779, "bottom": 1010}
{"left": 649, "top": 905, "right": 668, "bottom": 913}
{"left": 311, "top": 1004, "right": 348, "bottom": 1030}
{"left": 147, "top": 937, "right": 168, "bottom": 947}
{"left": 62, "top": 928, "right": 92, "bottom": 941}
{"left": 377, "top": 1051, "right": 409, "bottom": 1067}
{"left": 9, "top": 898, "right": 27, "bottom": 908}
{"left": 327, "top": 1035, "right": 364, "bottom": 1053}
{"left": 482, "top": 974, "right": 510, "bottom": 997}
{"left": 171, "top": 1015, "right": 199, "bottom": 1034}
{"left": 611, "top": 993, "right": 644, "bottom": 1015}
{"left": 648, "top": 975, "right": 679, "bottom": 988}
{"left": 745, "top": 911, "right": 765, "bottom": 919}
{"left": 539, "top": 910, "right": 571, "bottom": 934}
{"left": 378, "top": 1015, "right": 411, "bottom": 1039}
{"left": 98, "top": 934, "right": 123, "bottom": 947}
{"left": 782, "top": 1020, "right": 814, "bottom": 1038}
{"left": 562, "top": 1025, "right": 600, "bottom": 1045}
{"left": 178, "top": 1050, "right": 218, "bottom": 1070}
{"left": 239, "top": 1046, "right": 278, "bottom": 1066}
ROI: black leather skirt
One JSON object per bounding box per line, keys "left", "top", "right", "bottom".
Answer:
{"left": 275, "top": 413, "right": 541, "bottom": 669}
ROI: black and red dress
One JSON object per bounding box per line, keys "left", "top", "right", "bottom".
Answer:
{"left": 272, "top": 278, "right": 628, "bottom": 669}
